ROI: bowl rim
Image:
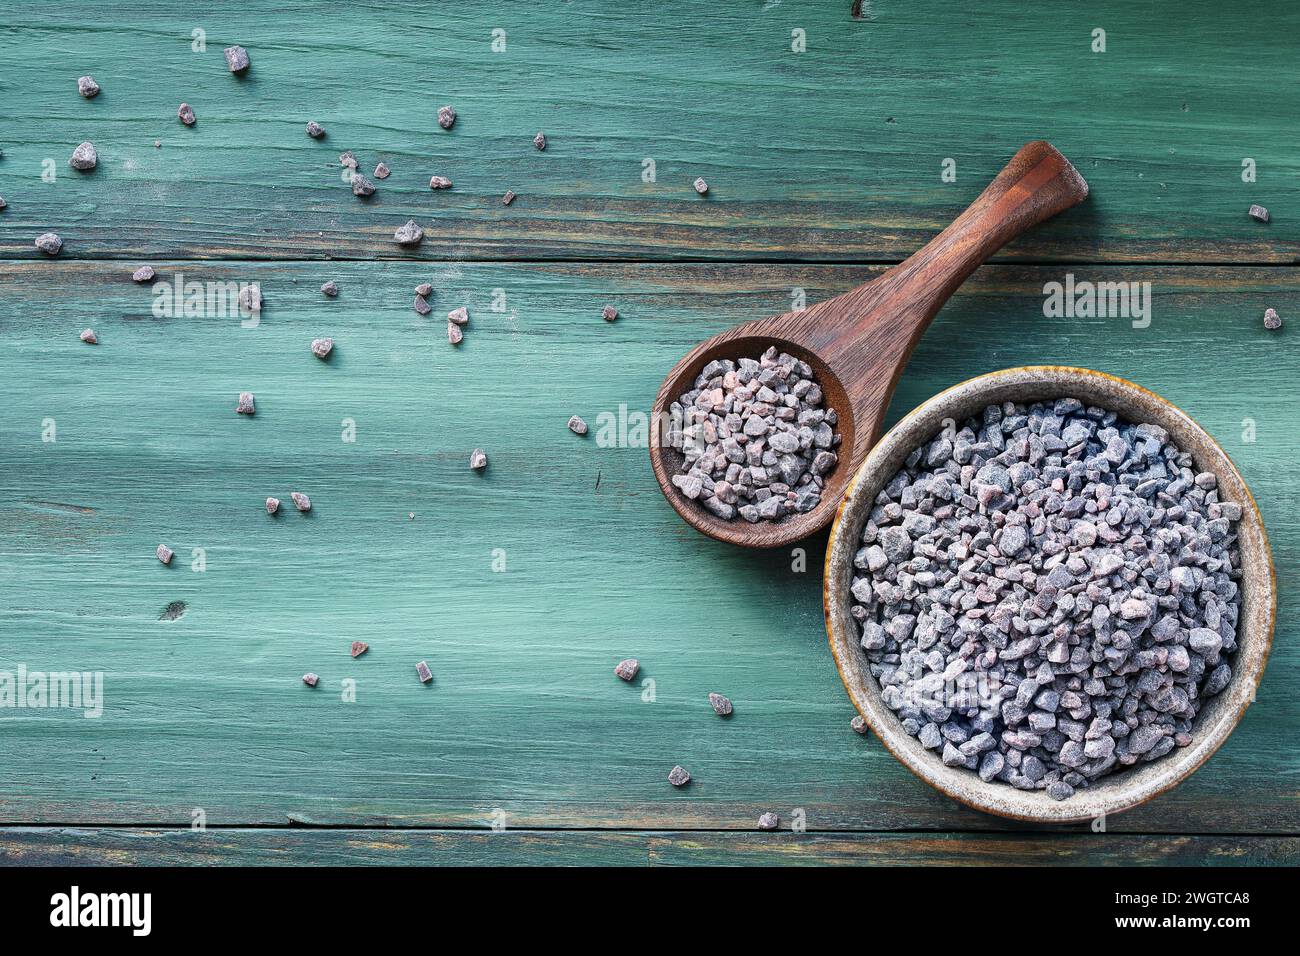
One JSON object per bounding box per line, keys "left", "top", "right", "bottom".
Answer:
{"left": 823, "top": 365, "right": 1277, "bottom": 823}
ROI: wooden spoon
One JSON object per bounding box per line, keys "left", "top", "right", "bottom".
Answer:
{"left": 649, "top": 141, "right": 1089, "bottom": 549}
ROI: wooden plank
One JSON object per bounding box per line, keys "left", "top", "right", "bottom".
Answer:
{"left": 0, "top": 827, "right": 1294, "bottom": 866}
{"left": 1, "top": 260, "right": 1295, "bottom": 833}
{"left": 0, "top": 1, "right": 1295, "bottom": 263}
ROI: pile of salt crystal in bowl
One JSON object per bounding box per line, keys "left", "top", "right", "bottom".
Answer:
{"left": 849, "top": 397, "right": 1241, "bottom": 800}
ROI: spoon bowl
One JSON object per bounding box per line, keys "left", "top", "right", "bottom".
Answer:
{"left": 649, "top": 141, "right": 1090, "bottom": 549}
{"left": 650, "top": 332, "right": 858, "bottom": 546}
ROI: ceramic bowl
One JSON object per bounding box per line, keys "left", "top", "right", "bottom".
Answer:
{"left": 824, "top": 366, "right": 1276, "bottom": 823}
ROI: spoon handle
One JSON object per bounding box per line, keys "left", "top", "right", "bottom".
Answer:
{"left": 887, "top": 140, "right": 1090, "bottom": 318}
{"left": 813, "top": 141, "right": 1088, "bottom": 375}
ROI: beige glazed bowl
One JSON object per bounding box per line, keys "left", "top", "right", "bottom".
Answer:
{"left": 824, "top": 367, "right": 1276, "bottom": 823}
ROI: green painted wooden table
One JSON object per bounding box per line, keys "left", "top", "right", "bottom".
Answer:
{"left": 1, "top": 1, "right": 1296, "bottom": 866}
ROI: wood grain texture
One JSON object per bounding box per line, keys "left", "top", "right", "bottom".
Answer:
{"left": 1, "top": 260, "right": 1296, "bottom": 835}
{"left": 0, "top": 1, "right": 1295, "bottom": 263}
{"left": 0, "top": 828, "right": 1294, "bottom": 866}
{"left": 2, "top": 0, "right": 1297, "bottom": 865}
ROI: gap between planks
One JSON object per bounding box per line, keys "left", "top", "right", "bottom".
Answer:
{"left": 4, "top": 823, "right": 1298, "bottom": 837}
{"left": 1, "top": 256, "right": 1298, "bottom": 267}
